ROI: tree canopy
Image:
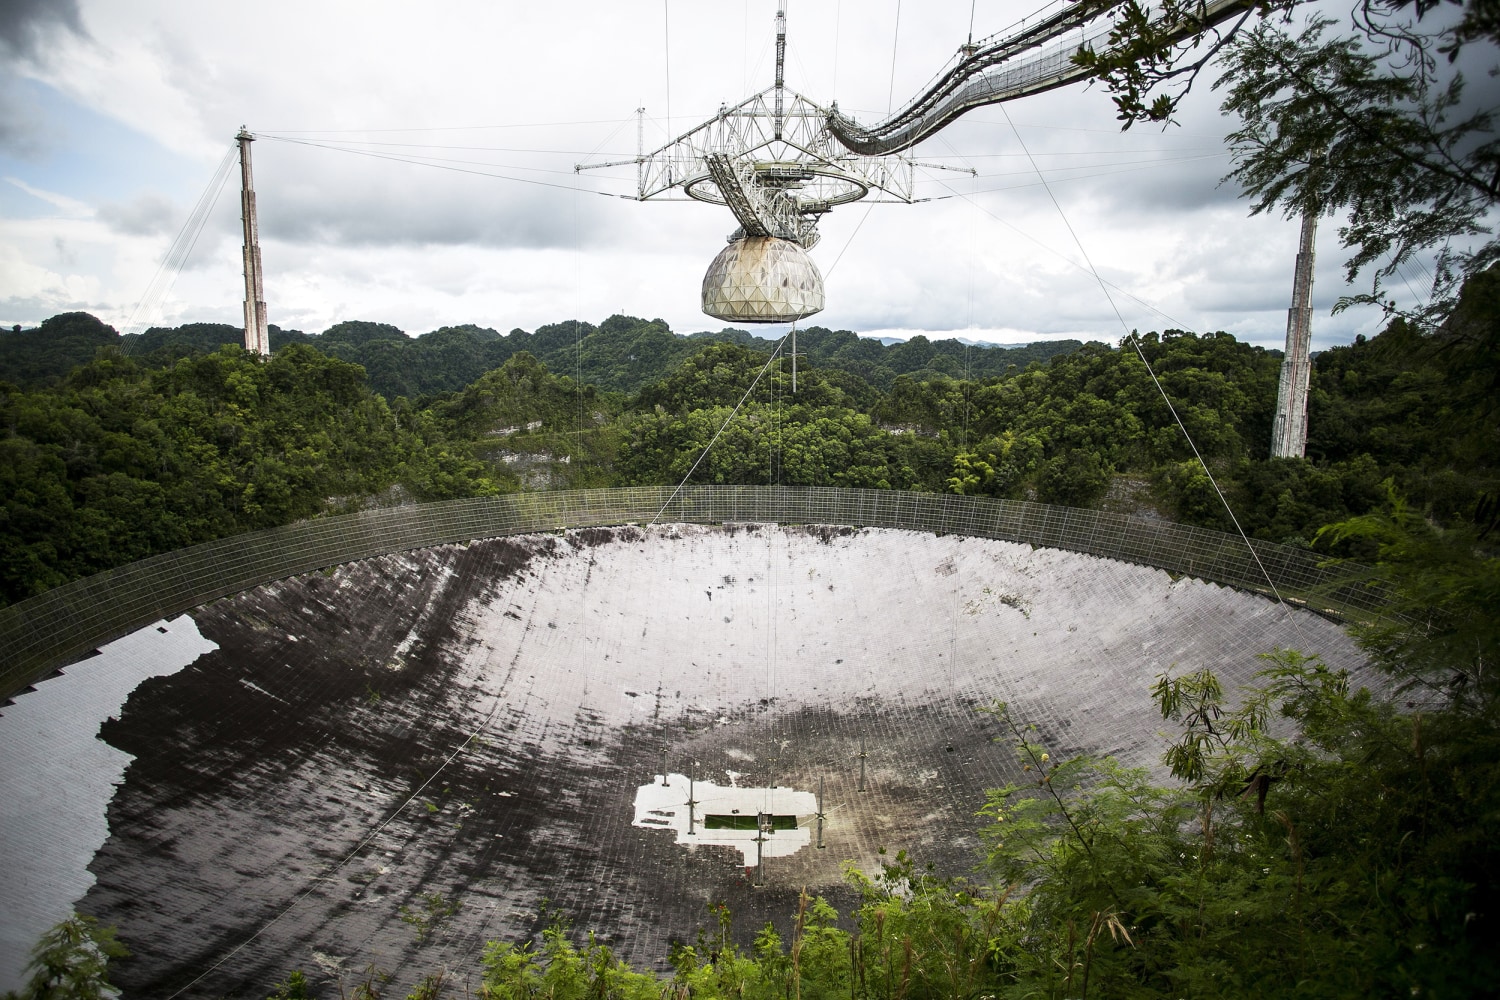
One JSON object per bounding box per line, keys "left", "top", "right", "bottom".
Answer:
{"left": 1077, "top": 0, "right": 1500, "bottom": 325}
{"left": 3, "top": 268, "right": 1496, "bottom": 608}
{"left": 3, "top": 276, "right": 1497, "bottom": 996}
{"left": 0, "top": 344, "right": 494, "bottom": 605}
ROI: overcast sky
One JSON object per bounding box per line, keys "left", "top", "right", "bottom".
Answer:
{"left": 0, "top": 0, "right": 1455, "bottom": 349}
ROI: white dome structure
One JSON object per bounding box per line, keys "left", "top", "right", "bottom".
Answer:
{"left": 701, "top": 236, "right": 825, "bottom": 323}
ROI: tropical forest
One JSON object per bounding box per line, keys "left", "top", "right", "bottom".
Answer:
{"left": 3, "top": 257, "right": 1499, "bottom": 997}
{"left": 3, "top": 0, "right": 1499, "bottom": 993}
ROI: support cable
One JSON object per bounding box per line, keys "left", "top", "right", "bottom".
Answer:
{"left": 563, "top": 121, "right": 631, "bottom": 481}
{"left": 932, "top": 173, "right": 1199, "bottom": 335}
{"left": 259, "top": 118, "right": 630, "bottom": 134}
{"left": 258, "top": 135, "right": 625, "bottom": 196}
{"left": 254, "top": 137, "right": 635, "bottom": 156}
{"left": 122, "top": 146, "right": 237, "bottom": 340}
{"left": 765, "top": 496, "right": 776, "bottom": 823}
{"left": 664, "top": 0, "right": 672, "bottom": 144}
{"left": 887, "top": 0, "right": 903, "bottom": 115}
{"left": 997, "top": 105, "right": 1304, "bottom": 625}
{"left": 947, "top": 562, "right": 960, "bottom": 745}
{"left": 938, "top": 131, "right": 979, "bottom": 457}
{"left": 832, "top": 0, "right": 843, "bottom": 100}
{"left": 650, "top": 333, "right": 791, "bottom": 525}
{"left": 823, "top": 202, "right": 877, "bottom": 279}
{"left": 573, "top": 155, "right": 585, "bottom": 481}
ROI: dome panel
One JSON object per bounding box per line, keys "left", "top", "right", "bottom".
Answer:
{"left": 702, "top": 236, "right": 825, "bottom": 323}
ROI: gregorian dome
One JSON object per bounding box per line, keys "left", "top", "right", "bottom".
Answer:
{"left": 701, "top": 235, "right": 825, "bottom": 323}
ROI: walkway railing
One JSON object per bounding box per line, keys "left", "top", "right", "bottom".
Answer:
{"left": 0, "top": 486, "right": 1383, "bottom": 701}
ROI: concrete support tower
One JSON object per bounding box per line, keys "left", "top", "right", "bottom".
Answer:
{"left": 1270, "top": 209, "right": 1317, "bottom": 458}
{"left": 237, "top": 128, "right": 270, "bottom": 357}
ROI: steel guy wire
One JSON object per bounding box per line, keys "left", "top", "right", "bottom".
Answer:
{"left": 122, "top": 145, "right": 237, "bottom": 340}
{"left": 997, "top": 102, "right": 1310, "bottom": 644}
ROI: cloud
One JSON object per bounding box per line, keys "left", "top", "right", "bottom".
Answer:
{"left": 0, "top": 0, "right": 1418, "bottom": 351}
{"left": 0, "top": 245, "right": 101, "bottom": 323}
{"left": 6, "top": 176, "right": 91, "bottom": 216}
{"left": 256, "top": 154, "right": 606, "bottom": 251}
{"left": 97, "top": 193, "right": 180, "bottom": 236}
{"left": 0, "top": 0, "right": 85, "bottom": 60}
{"left": 0, "top": 73, "right": 51, "bottom": 157}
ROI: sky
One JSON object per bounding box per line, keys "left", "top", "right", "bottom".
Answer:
{"left": 0, "top": 0, "right": 1459, "bottom": 350}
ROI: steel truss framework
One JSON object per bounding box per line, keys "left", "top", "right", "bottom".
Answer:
{"left": 628, "top": 87, "right": 921, "bottom": 249}
{"left": 579, "top": 0, "right": 1251, "bottom": 246}
{"left": 577, "top": 3, "right": 947, "bottom": 250}
{"left": 827, "top": 0, "right": 1253, "bottom": 156}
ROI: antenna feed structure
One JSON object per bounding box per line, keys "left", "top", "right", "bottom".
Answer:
{"left": 702, "top": 236, "right": 825, "bottom": 324}
{"left": 577, "top": 3, "right": 922, "bottom": 324}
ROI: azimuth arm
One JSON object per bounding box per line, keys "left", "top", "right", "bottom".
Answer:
{"left": 828, "top": 0, "right": 1252, "bottom": 155}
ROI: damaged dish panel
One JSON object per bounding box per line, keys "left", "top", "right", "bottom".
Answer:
{"left": 633, "top": 773, "right": 818, "bottom": 866}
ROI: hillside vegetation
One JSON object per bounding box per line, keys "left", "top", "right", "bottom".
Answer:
{"left": 4, "top": 281, "right": 1498, "bottom": 999}
{"left": 100, "top": 315, "right": 1078, "bottom": 400}
{"left": 3, "top": 272, "right": 1497, "bottom": 607}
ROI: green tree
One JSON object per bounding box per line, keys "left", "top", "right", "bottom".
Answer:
{"left": 0, "top": 314, "right": 119, "bottom": 388}
{"left": 1318, "top": 489, "right": 1500, "bottom": 704}
{"left": 478, "top": 919, "right": 660, "bottom": 1000}
{"left": 0, "top": 343, "right": 496, "bottom": 606}
{"left": 1077, "top": 0, "right": 1499, "bottom": 324}
{"left": 265, "top": 970, "right": 314, "bottom": 1000}
{"left": 3, "top": 915, "right": 128, "bottom": 1000}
